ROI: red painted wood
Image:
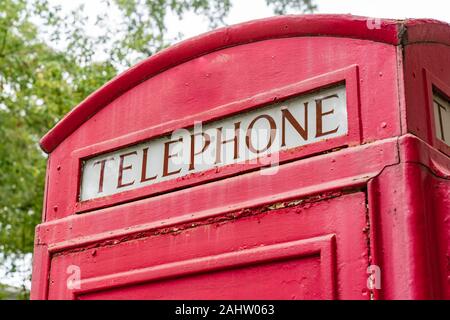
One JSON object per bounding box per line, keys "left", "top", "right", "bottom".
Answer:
{"left": 32, "top": 15, "right": 450, "bottom": 300}
{"left": 72, "top": 65, "right": 361, "bottom": 213}
{"left": 30, "top": 241, "right": 50, "bottom": 300}
{"left": 366, "top": 134, "right": 450, "bottom": 300}
{"left": 76, "top": 235, "right": 337, "bottom": 300}
{"left": 37, "top": 138, "right": 399, "bottom": 251}
{"left": 47, "top": 193, "right": 367, "bottom": 300}
{"left": 368, "top": 162, "right": 449, "bottom": 299}
{"left": 40, "top": 14, "right": 405, "bottom": 154}
{"left": 39, "top": 16, "right": 450, "bottom": 155}
{"left": 404, "top": 43, "right": 450, "bottom": 156}
{"left": 45, "top": 36, "right": 400, "bottom": 222}
{"left": 405, "top": 19, "right": 450, "bottom": 46}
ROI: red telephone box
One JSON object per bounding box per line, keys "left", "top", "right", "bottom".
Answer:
{"left": 31, "top": 15, "right": 450, "bottom": 300}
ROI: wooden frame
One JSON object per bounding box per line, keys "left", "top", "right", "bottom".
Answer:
{"left": 72, "top": 65, "right": 361, "bottom": 213}
{"left": 423, "top": 68, "right": 450, "bottom": 157}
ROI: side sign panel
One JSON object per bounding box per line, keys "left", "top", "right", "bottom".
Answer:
{"left": 433, "top": 92, "right": 450, "bottom": 146}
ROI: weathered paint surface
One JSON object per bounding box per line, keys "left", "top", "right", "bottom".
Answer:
{"left": 52, "top": 193, "right": 367, "bottom": 300}
{"left": 31, "top": 15, "right": 450, "bottom": 300}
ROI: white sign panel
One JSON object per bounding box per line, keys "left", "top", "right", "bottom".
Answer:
{"left": 433, "top": 93, "right": 450, "bottom": 146}
{"left": 80, "top": 86, "right": 348, "bottom": 201}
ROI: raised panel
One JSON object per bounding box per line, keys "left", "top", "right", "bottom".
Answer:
{"left": 47, "top": 191, "right": 369, "bottom": 300}
{"left": 77, "top": 235, "right": 335, "bottom": 300}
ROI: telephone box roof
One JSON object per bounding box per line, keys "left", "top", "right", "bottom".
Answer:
{"left": 39, "top": 14, "right": 450, "bottom": 153}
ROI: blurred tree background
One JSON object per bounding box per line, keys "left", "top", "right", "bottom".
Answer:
{"left": 0, "top": 0, "right": 316, "bottom": 299}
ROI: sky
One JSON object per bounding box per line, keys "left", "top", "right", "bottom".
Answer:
{"left": 166, "top": 0, "right": 450, "bottom": 40}
{"left": 49, "top": 0, "right": 450, "bottom": 44}
{"left": 1, "top": 0, "right": 449, "bottom": 291}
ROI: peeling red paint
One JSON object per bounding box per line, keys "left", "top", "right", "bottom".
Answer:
{"left": 31, "top": 15, "right": 450, "bottom": 300}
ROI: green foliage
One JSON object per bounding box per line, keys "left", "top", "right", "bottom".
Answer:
{"left": 0, "top": 0, "right": 117, "bottom": 259}
{"left": 0, "top": 283, "right": 29, "bottom": 300}
{"left": 0, "top": 0, "right": 316, "bottom": 296}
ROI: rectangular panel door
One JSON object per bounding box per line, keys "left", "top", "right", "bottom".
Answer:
{"left": 48, "top": 191, "right": 370, "bottom": 300}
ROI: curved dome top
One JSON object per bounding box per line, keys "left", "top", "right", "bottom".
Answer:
{"left": 40, "top": 14, "right": 450, "bottom": 153}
